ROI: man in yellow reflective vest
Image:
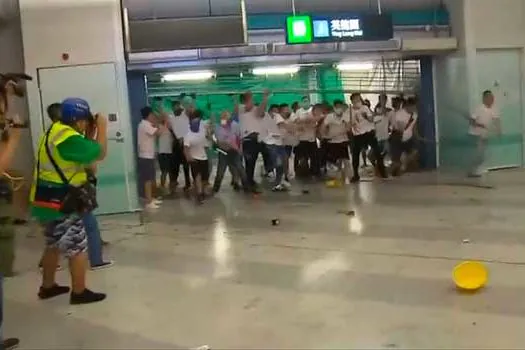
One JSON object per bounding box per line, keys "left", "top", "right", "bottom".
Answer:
{"left": 30, "top": 97, "right": 108, "bottom": 305}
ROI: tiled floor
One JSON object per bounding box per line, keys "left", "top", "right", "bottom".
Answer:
{"left": 5, "top": 169, "right": 525, "bottom": 349}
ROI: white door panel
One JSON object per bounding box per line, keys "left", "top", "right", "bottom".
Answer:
{"left": 38, "top": 63, "right": 137, "bottom": 214}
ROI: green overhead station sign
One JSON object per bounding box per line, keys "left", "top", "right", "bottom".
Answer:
{"left": 285, "top": 14, "right": 394, "bottom": 45}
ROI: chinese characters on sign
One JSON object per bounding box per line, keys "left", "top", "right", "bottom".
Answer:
{"left": 330, "top": 18, "right": 363, "bottom": 38}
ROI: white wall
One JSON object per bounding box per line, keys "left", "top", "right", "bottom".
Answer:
{"left": 468, "top": 0, "right": 525, "bottom": 49}
{"left": 18, "top": 0, "right": 130, "bottom": 152}
{"left": 444, "top": 0, "right": 467, "bottom": 53}
{"left": 0, "top": 0, "right": 33, "bottom": 175}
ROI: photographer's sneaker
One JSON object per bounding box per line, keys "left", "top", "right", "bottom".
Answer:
{"left": 70, "top": 289, "right": 106, "bottom": 305}
{"left": 38, "top": 284, "right": 70, "bottom": 300}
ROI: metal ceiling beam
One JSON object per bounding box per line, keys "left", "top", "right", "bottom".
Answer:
{"left": 124, "top": 0, "right": 444, "bottom": 20}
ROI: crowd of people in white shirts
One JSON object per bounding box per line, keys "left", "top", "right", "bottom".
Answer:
{"left": 136, "top": 90, "right": 422, "bottom": 207}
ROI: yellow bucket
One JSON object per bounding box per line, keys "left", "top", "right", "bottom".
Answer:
{"left": 453, "top": 261, "right": 488, "bottom": 291}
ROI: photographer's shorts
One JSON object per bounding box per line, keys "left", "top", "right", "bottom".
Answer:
{"left": 44, "top": 215, "right": 87, "bottom": 258}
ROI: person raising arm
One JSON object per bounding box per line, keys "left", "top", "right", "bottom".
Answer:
{"left": 236, "top": 90, "right": 270, "bottom": 192}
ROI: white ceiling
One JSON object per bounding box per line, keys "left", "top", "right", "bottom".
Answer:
{"left": 124, "top": 0, "right": 444, "bottom": 20}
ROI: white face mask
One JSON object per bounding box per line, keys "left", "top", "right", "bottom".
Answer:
{"left": 334, "top": 107, "right": 343, "bottom": 115}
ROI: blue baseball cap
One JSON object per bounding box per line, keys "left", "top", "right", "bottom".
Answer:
{"left": 61, "top": 97, "right": 92, "bottom": 123}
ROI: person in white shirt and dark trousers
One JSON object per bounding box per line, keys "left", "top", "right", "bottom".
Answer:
{"left": 169, "top": 99, "right": 192, "bottom": 192}
{"left": 279, "top": 103, "right": 297, "bottom": 182}
{"left": 137, "top": 106, "right": 166, "bottom": 210}
{"left": 236, "top": 90, "right": 269, "bottom": 193}
{"left": 294, "top": 97, "right": 322, "bottom": 179}
{"left": 157, "top": 113, "right": 174, "bottom": 194}
{"left": 265, "top": 105, "right": 292, "bottom": 191}
{"left": 349, "top": 93, "right": 388, "bottom": 182}
{"left": 390, "top": 97, "right": 419, "bottom": 176}
{"left": 467, "top": 90, "right": 501, "bottom": 177}
{"left": 369, "top": 94, "right": 393, "bottom": 165}
{"left": 322, "top": 100, "right": 352, "bottom": 183}
{"left": 183, "top": 110, "right": 210, "bottom": 204}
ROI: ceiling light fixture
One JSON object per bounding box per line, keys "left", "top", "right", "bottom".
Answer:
{"left": 252, "top": 66, "right": 300, "bottom": 76}
{"left": 336, "top": 62, "right": 375, "bottom": 71}
{"left": 162, "top": 70, "right": 215, "bottom": 82}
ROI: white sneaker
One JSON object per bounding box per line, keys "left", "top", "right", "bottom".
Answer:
{"left": 281, "top": 180, "right": 292, "bottom": 190}
{"left": 272, "top": 184, "right": 287, "bottom": 192}
{"left": 145, "top": 202, "right": 160, "bottom": 211}
{"left": 153, "top": 199, "right": 163, "bottom": 205}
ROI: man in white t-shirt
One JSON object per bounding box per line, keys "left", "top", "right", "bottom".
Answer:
{"left": 373, "top": 94, "right": 392, "bottom": 154}
{"left": 260, "top": 110, "right": 275, "bottom": 178}
{"left": 467, "top": 90, "right": 501, "bottom": 177}
{"left": 137, "top": 106, "right": 165, "bottom": 210}
{"left": 322, "top": 99, "right": 352, "bottom": 182}
{"left": 349, "top": 93, "right": 387, "bottom": 182}
{"left": 168, "top": 98, "right": 192, "bottom": 191}
{"left": 184, "top": 112, "right": 210, "bottom": 204}
{"left": 157, "top": 113, "right": 174, "bottom": 194}
{"left": 293, "top": 96, "right": 321, "bottom": 178}
{"left": 235, "top": 90, "right": 269, "bottom": 192}
{"left": 279, "top": 103, "right": 297, "bottom": 182}
{"left": 264, "top": 105, "right": 292, "bottom": 191}
{"left": 390, "top": 97, "right": 419, "bottom": 175}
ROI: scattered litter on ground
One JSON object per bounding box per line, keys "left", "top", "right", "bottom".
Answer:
{"left": 337, "top": 210, "right": 356, "bottom": 216}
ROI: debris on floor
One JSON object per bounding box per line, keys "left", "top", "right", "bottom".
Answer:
{"left": 271, "top": 219, "right": 280, "bottom": 226}
{"left": 462, "top": 239, "right": 471, "bottom": 244}
{"left": 337, "top": 210, "right": 356, "bottom": 216}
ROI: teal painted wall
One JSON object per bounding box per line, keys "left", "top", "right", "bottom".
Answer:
{"left": 475, "top": 50, "right": 523, "bottom": 168}
{"left": 147, "top": 67, "right": 346, "bottom": 122}
{"left": 435, "top": 56, "right": 471, "bottom": 169}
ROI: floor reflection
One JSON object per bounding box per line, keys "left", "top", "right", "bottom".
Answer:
{"left": 301, "top": 252, "right": 350, "bottom": 285}
{"left": 212, "top": 216, "right": 235, "bottom": 279}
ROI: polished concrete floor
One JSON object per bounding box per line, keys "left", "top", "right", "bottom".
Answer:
{"left": 5, "top": 169, "right": 525, "bottom": 349}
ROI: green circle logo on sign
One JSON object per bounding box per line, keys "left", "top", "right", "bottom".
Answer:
{"left": 286, "top": 15, "right": 313, "bottom": 44}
